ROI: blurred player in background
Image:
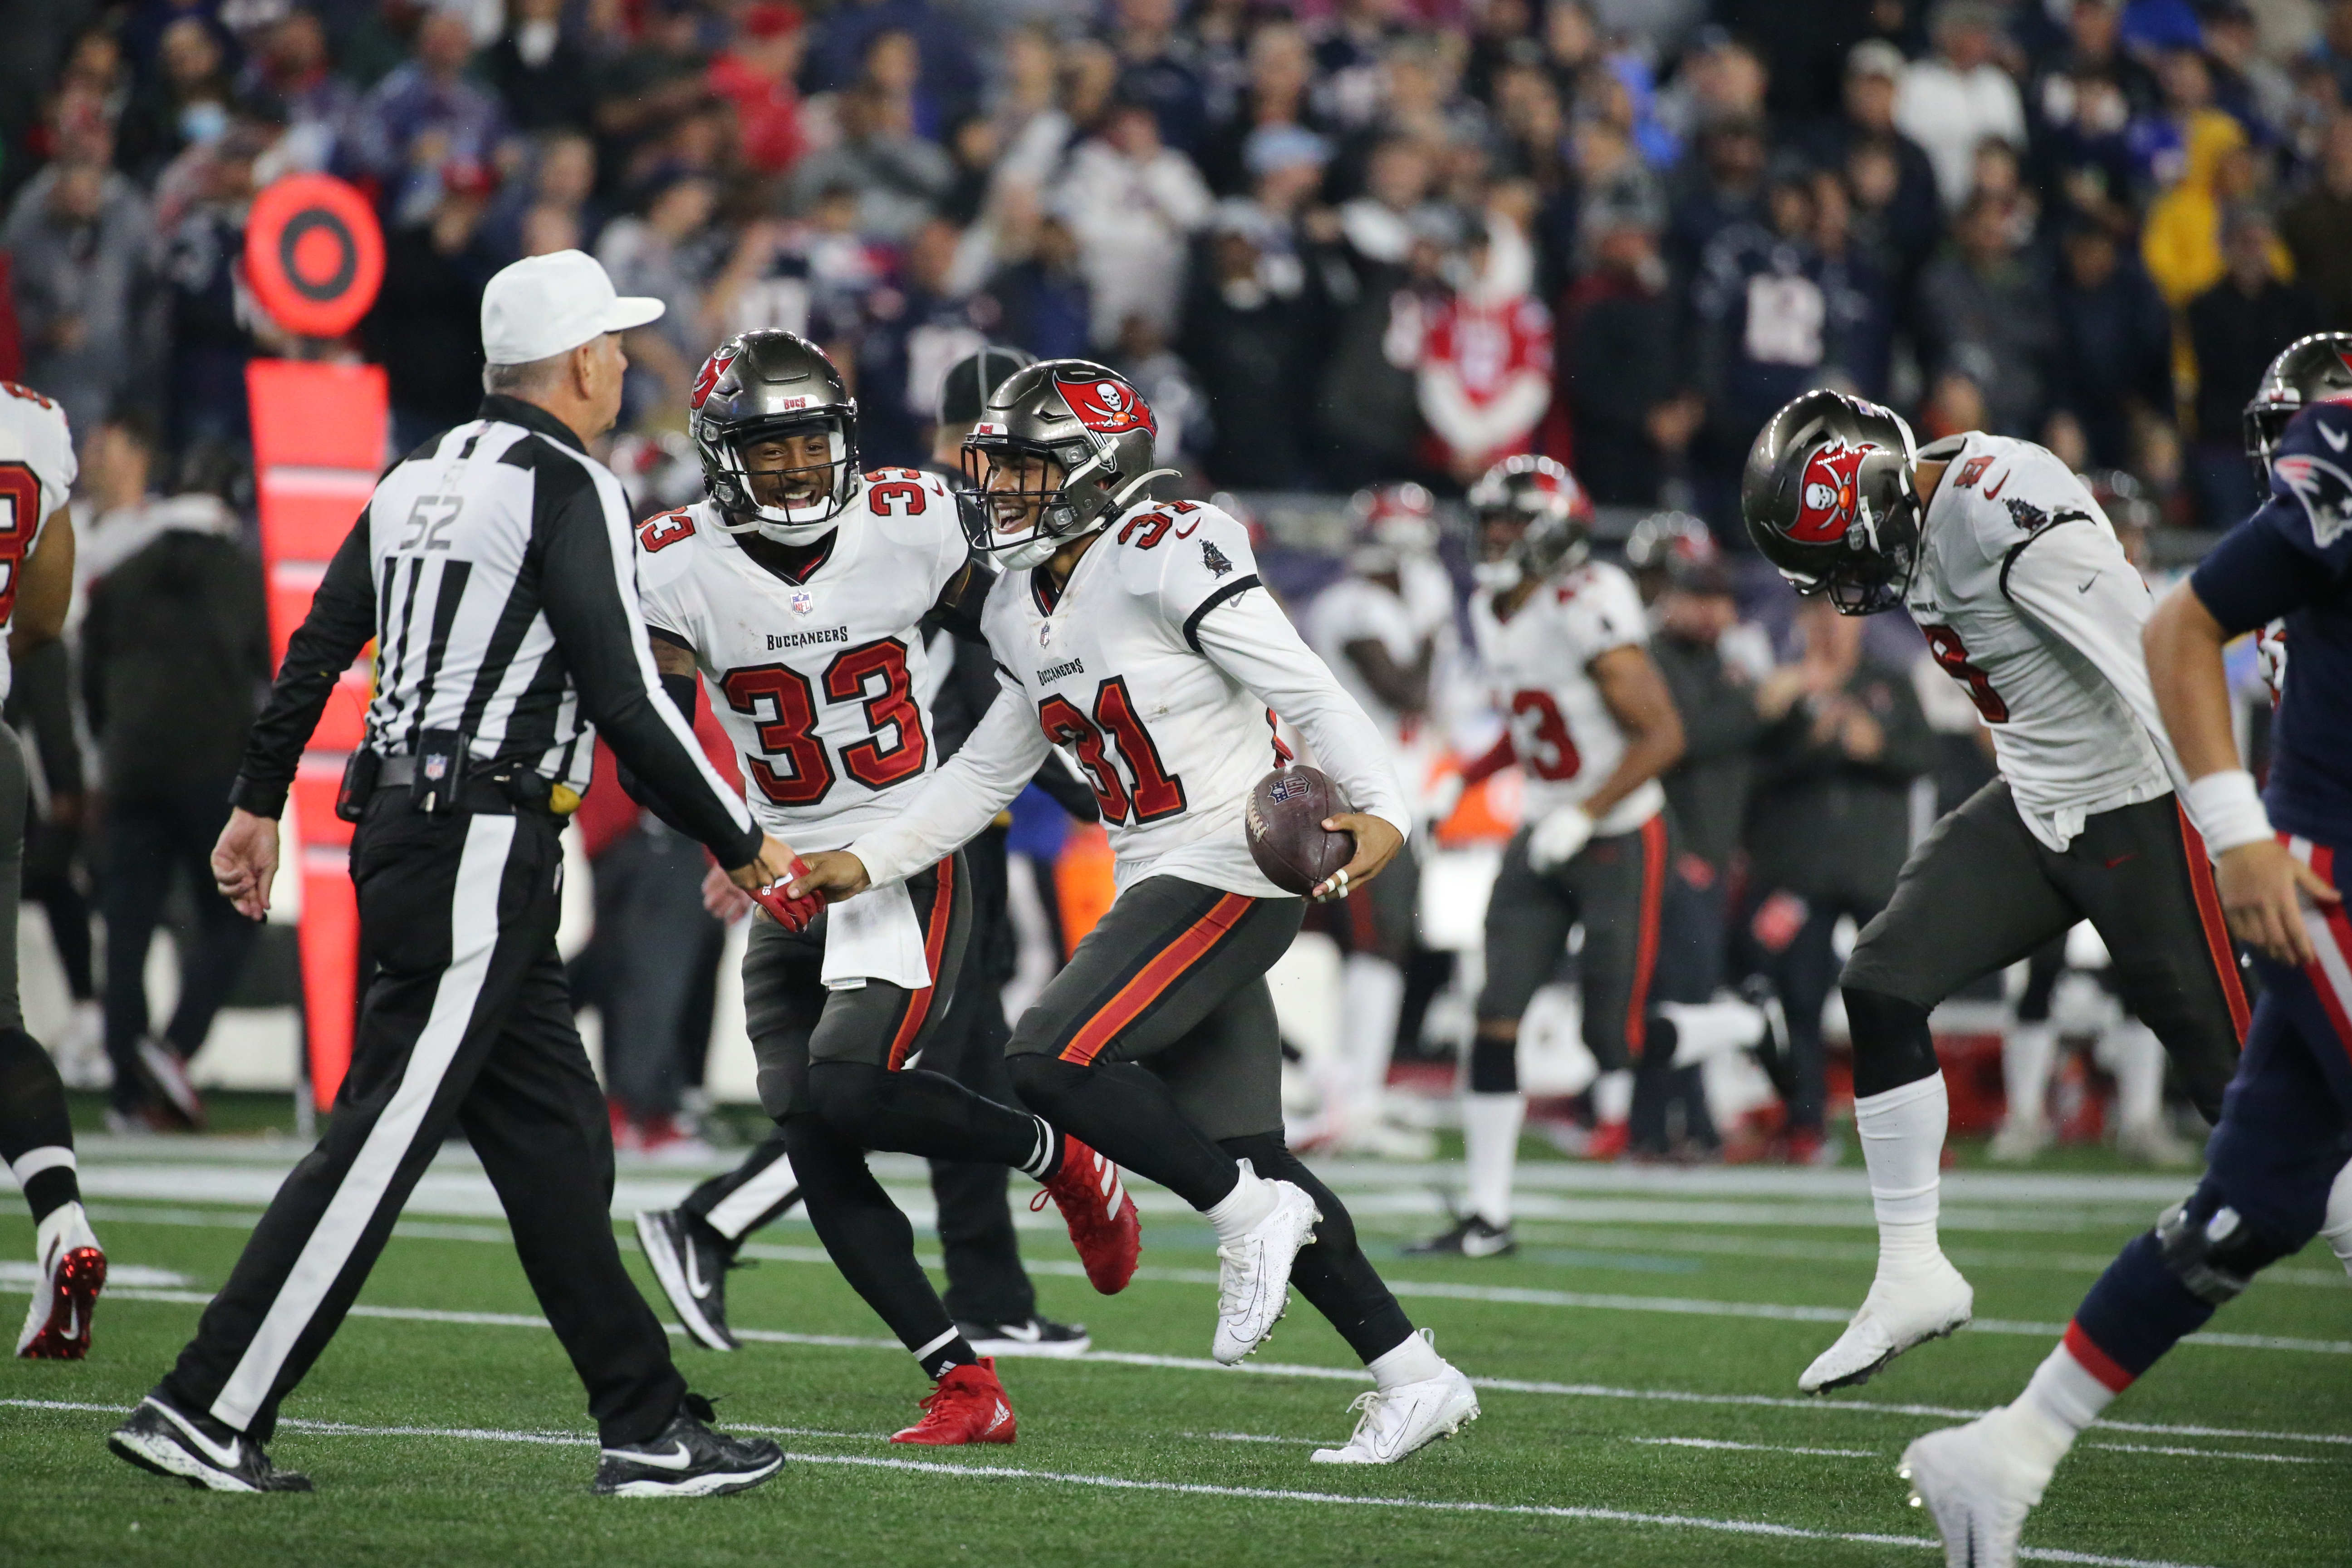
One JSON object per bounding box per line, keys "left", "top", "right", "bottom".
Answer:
{"left": 1897, "top": 331, "right": 2352, "bottom": 1568}
{"left": 0, "top": 378, "right": 103, "bottom": 1357}
{"left": 1302, "top": 482, "right": 1456, "bottom": 1159}
{"left": 1415, "top": 456, "right": 1685, "bottom": 1257}
{"left": 1744, "top": 389, "right": 2249, "bottom": 1397}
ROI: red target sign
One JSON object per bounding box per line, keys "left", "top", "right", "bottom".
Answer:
{"left": 245, "top": 174, "right": 385, "bottom": 339}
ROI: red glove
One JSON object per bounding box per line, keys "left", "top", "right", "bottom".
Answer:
{"left": 746, "top": 857, "right": 824, "bottom": 932}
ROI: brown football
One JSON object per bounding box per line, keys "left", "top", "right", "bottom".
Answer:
{"left": 1245, "top": 764, "right": 1355, "bottom": 895}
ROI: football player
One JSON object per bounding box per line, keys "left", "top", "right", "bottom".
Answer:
{"left": 1743, "top": 389, "right": 2250, "bottom": 1396}
{"left": 788, "top": 360, "right": 1481, "bottom": 1465}
{"left": 635, "top": 342, "right": 1105, "bottom": 1362}
{"left": 1412, "top": 456, "right": 1687, "bottom": 1257}
{"left": 1301, "top": 482, "right": 1455, "bottom": 1159}
{"left": 620, "top": 331, "right": 1140, "bottom": 1445}
{"left": 1896, "top": 333, "right": 2352, "bottom": 1566}
{"left": 0, "top": 378, "right": 104, "bottom": 1357}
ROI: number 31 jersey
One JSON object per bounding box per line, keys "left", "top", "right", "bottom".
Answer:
{"left": 1905, "top": 433, "right": 2178, "bottom": 851}
{"left": 0, "top": 382, "right": 74, "bottom": 701}
{"left": 1469, "top": 559, "right": 1663, "bottom": 836}
{"left": 635, "top": 468, "right": 965, "bottom": 851}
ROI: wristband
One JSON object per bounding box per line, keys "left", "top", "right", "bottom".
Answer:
{"left": 2186, "top": 769, "right": 2274, "bottom": 856}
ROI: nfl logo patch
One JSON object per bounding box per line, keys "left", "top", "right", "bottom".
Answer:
{"left": 1269, "top": 775, "right": 1303, "bottom": 804}
{"left": 423, "top": 756, "right": 448, "bottom": 782}
{"left": 790, "top": 590, "right": 814, "bottom": 615}
{"left": 1039, "top": 622, "right": 1053, "bottom": 647}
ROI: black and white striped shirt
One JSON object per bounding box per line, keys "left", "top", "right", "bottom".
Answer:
{"left": 230, "top": 395, "right": 760, "bottom": 865}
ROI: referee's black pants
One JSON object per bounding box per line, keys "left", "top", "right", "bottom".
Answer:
{"left": 158, "top": 794, "right": 685, "bottom": 1446}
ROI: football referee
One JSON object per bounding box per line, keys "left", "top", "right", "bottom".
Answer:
{"left": 108, "top": 251, "right": 795, "bottom": 1498}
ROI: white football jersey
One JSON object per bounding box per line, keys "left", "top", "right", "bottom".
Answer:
{"left": 1307, "top": 555, "right": 1458, "bottom": 808}
{"left": 634, "top": 467, "right": 966, "bottom": 852}
{"left": 0, "top": 381, "right": 75, "bottom": 702}
{"left": 1470, "top": 558, "right": 1663, "bottom": 835}
{"left": 1906, "top": 433, "right": 2180, "bottom": 850}
{"left": 848, "top": 498, "right": 1411, "bottom": 898}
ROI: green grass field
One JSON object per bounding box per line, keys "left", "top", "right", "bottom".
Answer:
{"left": 3, "top": 1104, "right": 2347, "bottom": 1568}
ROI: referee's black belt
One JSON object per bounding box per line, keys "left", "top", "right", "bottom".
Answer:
{"left": 374, "top": 754, "right": 578, "bottom": 818}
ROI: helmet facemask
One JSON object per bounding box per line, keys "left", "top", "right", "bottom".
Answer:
{"left": 700, "top": 410, "right": 859, "bottom": 544}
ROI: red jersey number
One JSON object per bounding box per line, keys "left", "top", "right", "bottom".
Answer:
{"left": 823, "top": 638, "right": 928, "bottom": 789}
{"left": 721, "top": 664, "right": 835, "bottom": 806}
{"left": 1919, "top": 624, "right": 2009, "bottom": 723}
{"left": 1508, "top": 689, "right": 1581, "bottom": 781}
{"left": 867, "top": 480, "right": 928, "bottom": 518}
{"left": 639, "top": 511, "right": 695, "bottom": 552}
{"left": 0, "top": 461, "right": 44, "bottom": 623}
{"left": 1038, "top": 676, "right": 1188, "bottom": 825}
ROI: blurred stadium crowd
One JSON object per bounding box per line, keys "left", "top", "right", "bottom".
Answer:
{"left": 8, "top": 0, "right": 2352, "bottom": 521}
{"left": 0, "top": 0, "right": 2309, "bottom": 1157}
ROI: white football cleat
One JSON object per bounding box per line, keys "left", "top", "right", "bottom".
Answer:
{"left": 1986, "top": 1115, "right": 2050, "bottom": 1164}
{"left": 1799, "top": 1256, "right": 1973, "bottom": 1393}
{"left": 17, "top": 1202, "right": 106, "bottom": 1358}
{"left": 1898, "top": 1408, "right": 2060, "bottom": 1568}
{"left": 1211, "top": 1178, "right": 1320, "bottom": 1364}
{"left": 1311, "top": 1363, "right": 1480, "bottom": 1464}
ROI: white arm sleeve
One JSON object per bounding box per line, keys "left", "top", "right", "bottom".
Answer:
{"left": 1999, "top": 520, "right": 2193, "bottom": 799}
{"left": 1192, "top": 587, "right": 1414, "bottom": 841}
{"left": 847, "top": 678, "right": 1053, "bottom": 887}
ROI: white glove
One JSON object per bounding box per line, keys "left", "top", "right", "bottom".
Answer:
{"left": 1526, "top": 804, "right": 1595, "bottom": 872}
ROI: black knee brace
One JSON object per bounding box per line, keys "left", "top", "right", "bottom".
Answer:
{"left": 2155, "top": 1196, "right": 2297, "bottom": 1305}
{"left": 1841, "top": 987, "right": 1940, "bottom": 1099}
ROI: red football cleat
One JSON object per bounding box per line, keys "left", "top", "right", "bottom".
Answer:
{"left": 17, "top": 1206, "right": 106, "bottom": 1360}
{"left": 1031, "top": 1132, "right": 1141, "bottom": 1294}
{"left": 1584, "top": 1120, "right": 1629, "bottom": 1163}
{"left": 891, "top": 1359, "right": 1017, "bottom": 1446}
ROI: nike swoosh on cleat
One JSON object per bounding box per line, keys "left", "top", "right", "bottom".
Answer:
{"left": 995, "top": 1323, "right": 1043, "bottom": 1343}
{"left": 150, "top": 1398, "right": 242, "bottom": 1470}
{"left": 604, "top": 1440, "right": 694, "bottom": 1471}
{"left": 682, "top": 1235, "right": 709, "bottom": 1300}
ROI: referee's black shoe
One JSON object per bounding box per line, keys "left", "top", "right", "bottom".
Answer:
{"left": 593, "top": 1393, "right": 783, "bottom": 1497}
{"left": 108, "top": 1393, "right": 313, "bottom": 1492}
{"left": 636, "top": 1209, "right": 740, "bottom": 1351}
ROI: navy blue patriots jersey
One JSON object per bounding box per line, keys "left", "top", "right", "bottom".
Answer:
{"left": 2191, "top": 399, "right": 2352, "bottom": 844}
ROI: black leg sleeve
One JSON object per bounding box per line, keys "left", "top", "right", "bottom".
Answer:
{"left": 1844, "top": 986, "right": 1942, "bottom": 1098}
{"left": 780, "top": 1112, "right": 956, "bottom": 1356}
{"left": 806, "top": 1060, "right": 1038, "bottom": 1167}
{"left": 1222, "top": 1132, "right": 1414, "bottom": 1366}
{"left": 0, "top": 1025, "right": 77, "bottom": 1221}
{"left": 1008, "top": 1055, "right": 1239, "bottom": 1210}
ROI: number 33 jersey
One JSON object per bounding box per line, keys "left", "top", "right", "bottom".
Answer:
{"left": 848, "top": 499, "right": 1412, "bottom": 897}
{"left": 1905, "top": 432, "right": 2179, "bottom": 850}
{"left": 0, "top": 382, "right": 74, "bottom": 702}
{"left": 635, "top": 468, "right": 966, "bottom": 851}
{"left": 1469, "top": 559, "right": 1664, "bottom": 836}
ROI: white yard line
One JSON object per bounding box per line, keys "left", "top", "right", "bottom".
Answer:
{"left": 13, "top": 1286, "right": 2347, "bottom": 1450}
{"left": 1628, "top": 1436, "right": 1881, "bottom": 1459}
{"left": 0, "top": 1399, "right": 2222, "bottom": 1568}
{"left": 50, "top": 1208, "right": 2350, "bottom": 1353}
{"left": 2082, "top": 1443, "right": 2328, "bottom": 1466}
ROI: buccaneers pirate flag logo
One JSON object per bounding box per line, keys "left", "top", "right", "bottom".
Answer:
{"left": 1792, "top": 440, "right": 1876, "bottom": 543}
{"left": 1055, "top": 376, "right": 1156, "bottom": 437}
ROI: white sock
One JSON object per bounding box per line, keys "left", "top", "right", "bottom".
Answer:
{"left": 1206, "top": 1158, "right": 1276, "bottom": 1242}
{"left": 1462, "top": 1092, "right": 1524, "bottom": 1228}
{"left": 2323, "top": 1160, "right": 2352, "bottom": 1279}
{"left": 2010, "top": 1336, "right": 2121, "bottom": 1472}
{"left": 1592, "top": 1068, "right": 1633, "bottom": 1125}
{"left": 2003, "top": 1020, "right": 2056, "bottom": 1128}
{"left": 1339, "top": 954, "right": 1406, "bottom": 1129}
{"left": 1367, "top": 1327, "right": 1446, "bottom": 1391}
{"left": 1855, "top": 1075, "right": 1949, "bottom": 1276}
{"left": 1661, "top": 999, "right": 1767, "bottom": 1069}
{"left": 2098, "top": 1019, "right": 2165, "bottom": 1131}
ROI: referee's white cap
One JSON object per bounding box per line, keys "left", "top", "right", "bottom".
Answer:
{"left": 481, "top": 250, "right": 665, "bottom": 365}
